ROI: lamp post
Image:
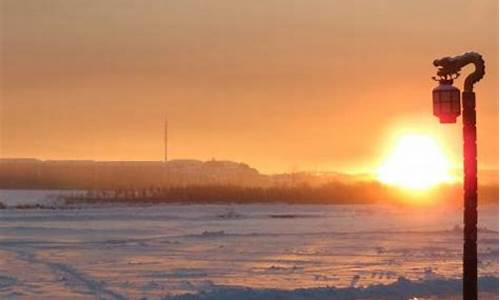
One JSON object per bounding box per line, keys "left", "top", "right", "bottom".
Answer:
{"left": 432, "top": 52, "right": 485, "bottom": 300}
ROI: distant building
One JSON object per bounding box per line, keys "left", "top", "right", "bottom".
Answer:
{"left": 0, "top": 158, "right": 267, "bottom": 189}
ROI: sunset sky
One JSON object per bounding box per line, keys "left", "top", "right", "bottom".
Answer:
{"left": 1, "top": 0, "right": 498, "bottom": 176}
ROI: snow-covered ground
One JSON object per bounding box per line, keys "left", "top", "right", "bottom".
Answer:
{"left": 0, "top": 190, "right": 498, "bottom": 299}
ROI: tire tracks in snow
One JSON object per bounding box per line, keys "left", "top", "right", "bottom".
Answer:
{"left": 1, "top": 246, "right": 128, "bottom": 300}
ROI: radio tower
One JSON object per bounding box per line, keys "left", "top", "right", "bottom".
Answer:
{"left": 164, "top": 118, "right": 168, "bottom": 162}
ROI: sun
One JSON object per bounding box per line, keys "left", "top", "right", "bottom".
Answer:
{"left": 377, "top": 134, "right": 453, "bottom": 190}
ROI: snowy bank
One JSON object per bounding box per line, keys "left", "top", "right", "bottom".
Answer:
{"left": 165, "top": 276, "right": 499, "bottom": 300}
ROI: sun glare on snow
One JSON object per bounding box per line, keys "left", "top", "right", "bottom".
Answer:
{"left": 377, "top": 134, "right": 453, "bottom": 190}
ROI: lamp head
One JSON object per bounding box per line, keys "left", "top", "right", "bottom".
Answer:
{"left": 432, "top": 79, "right": 461, "bottom": 124}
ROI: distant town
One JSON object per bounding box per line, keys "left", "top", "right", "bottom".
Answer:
{"left": 0, "top": 158, "right": 362, "bottom": 190}
{"left": 1, "top": 158, "right": 497, "bottom": 206}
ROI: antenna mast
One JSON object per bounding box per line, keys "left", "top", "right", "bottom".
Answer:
{"left": 164, "top": 118, "right": 168, "bottom": 162}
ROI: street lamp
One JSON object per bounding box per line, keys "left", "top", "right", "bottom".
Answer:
{"left": 432, "top": 52, "right": 485, "bottom": 300}
{"left": 432, "top": 77, "right": 461, "bottom": 123}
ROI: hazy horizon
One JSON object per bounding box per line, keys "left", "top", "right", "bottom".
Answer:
{"left": 2, "top": 0, "right": 498, "bottom": 175}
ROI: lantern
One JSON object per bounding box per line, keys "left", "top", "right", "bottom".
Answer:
{"left": 432, "top": 79, "right": 461, "bottom": 123}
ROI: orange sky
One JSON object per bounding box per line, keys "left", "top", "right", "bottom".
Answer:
{"left": 1, "top": 0, "right": 498, "bottom": 175}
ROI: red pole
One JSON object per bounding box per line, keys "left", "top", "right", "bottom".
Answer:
{"left": 433, "top": 51, "right": 484, "bottom": 300}
{"left": 462, "top": 91, "right": 478, "bottom": 300}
